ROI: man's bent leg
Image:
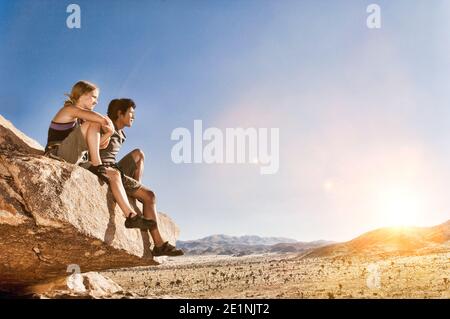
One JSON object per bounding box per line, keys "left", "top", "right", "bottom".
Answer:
{"left": 104, "top": 168, "right": 136, "bottom": 218}
{"left": 129, "top": 187, "right": 165, "bottom": 247}
{"left": 122, "top": 175, "right": 183, "bottom": 255}
{"left": 99, "top": 168, "right": 154, "bottom": 230}
{"left": 118, "top": 149, "right": 145, "bottom": 182}
{"left": 130, "top": 149, "right": 145, "bottom": 182}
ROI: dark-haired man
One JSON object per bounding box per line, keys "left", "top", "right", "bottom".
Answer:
{"left": 99, "top": 98, "right": 183, "bottom": 257}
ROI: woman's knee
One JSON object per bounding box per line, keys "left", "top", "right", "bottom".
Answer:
{"left": 80, "top": 121, "right": 101, "bottom": 137}
{"left": 143, "top": 189, "right": 156, "bottom": 202}
{"left": 88, "top": 121, "right": 102, "bottom": 132}
{"left": 131, "top": 148, "right": 145, "bottom": 162}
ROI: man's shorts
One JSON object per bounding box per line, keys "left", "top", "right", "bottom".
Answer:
{"left": 116, "top": 151, "right": 143, "bottom": 195}
{"left": 80, "top": 156, "right": 142, "bottom": 195}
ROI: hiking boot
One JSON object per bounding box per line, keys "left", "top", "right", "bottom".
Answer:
{"left": 125, "top": 215, "right": 156, "bottom": 230}
{"left": 152, "top": 242, "right": 184, "bottom": 257}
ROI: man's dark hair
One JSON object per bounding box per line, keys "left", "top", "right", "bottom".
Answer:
{"left": 107, "top": 98, "right": 136, "bottom": 121}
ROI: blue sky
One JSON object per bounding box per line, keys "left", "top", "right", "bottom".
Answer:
{"left": 1, "top": 0, "right": 449, "bottom": 241}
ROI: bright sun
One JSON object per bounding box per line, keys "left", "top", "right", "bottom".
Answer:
{"left": 375, "top": 186, "right": 425, "bottom": 227}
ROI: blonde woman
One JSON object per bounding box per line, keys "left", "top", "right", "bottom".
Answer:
{"left": 45, "top": 80, "right": 112, "bottom": 165}
{"left": 45, "top": 80, "right": 151, "bottom": 230}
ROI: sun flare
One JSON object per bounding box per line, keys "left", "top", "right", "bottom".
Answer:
{"left": 375, "top": 186, "right": 425, "bottom": 228}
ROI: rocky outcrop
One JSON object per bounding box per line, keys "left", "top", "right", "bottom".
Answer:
{"left": 0, "top": 115, "right": 44, "bottom": 155}
{"left": 0, "top": 115, "right": 180, "bottom": 293}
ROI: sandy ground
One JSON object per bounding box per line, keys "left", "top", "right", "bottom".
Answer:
{"left": 101, "top": 251, "right": 450, "bottom": 299}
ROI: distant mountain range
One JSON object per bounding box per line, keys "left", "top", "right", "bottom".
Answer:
{"left": 177, "top": 220, "right": 450, "bottom": 257}
{"left": 302, "top": 219, "right": 450, "bottom": 258}
{"left": 176, "top": 234, "right": 333, "bottom": 256}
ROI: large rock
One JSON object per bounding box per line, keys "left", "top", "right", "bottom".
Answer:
{"left": 0, "top": 114, "right": 180, "bottom": 293}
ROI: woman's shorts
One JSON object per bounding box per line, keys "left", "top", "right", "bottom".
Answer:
{"left": 56, "top": 126, "right": 88, "bottom": 164}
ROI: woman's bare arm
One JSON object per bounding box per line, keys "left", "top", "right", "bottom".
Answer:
{"left": 65, "top": 106, "right": 109, "bottom": 126}
{"left": 53, "top": 106, "right": 115, "bottom": 146}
